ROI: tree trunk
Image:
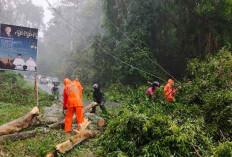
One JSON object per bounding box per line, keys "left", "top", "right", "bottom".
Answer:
{"left": 56, "top": 130, "right": 98, "bottom": 153}
{"left": 54, "top": 119, "right": 99, "bottom": 154}
{"left": 0, "top": 106, "right": 39, "bottom": 136}
{"left": 0, "top": 127, "right": 48, "bottom": 143}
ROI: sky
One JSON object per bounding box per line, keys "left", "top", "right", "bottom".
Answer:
{"left": 31, "top": 0, "right": 60, "bottom": 26}
{"left": 31, "top": 0, "right": 61, "bottom": 37}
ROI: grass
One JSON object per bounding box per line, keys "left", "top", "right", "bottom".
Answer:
{"left": 0, "top": 102, "right": 34, "bottom": 125}
{"left": 0, "top": 83, "right": 123, "bottom": 156}
{"left": 0, "top": 102, "right": 121, "bottom": 157}
{"left": 0, "top": 71, "right": 124, "bottom": 156}
{"left": 0, "top": 130, "right": 67, "bottom": 157}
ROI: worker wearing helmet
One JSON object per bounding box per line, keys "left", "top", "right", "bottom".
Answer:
{"left": 145, "top": 81, "right": 160, "bottom": 99}
{"left": 91, "top": 84, "right": 107, "bottom": 113}
{"left": 164, "top": 79, "right": 178, "bottom": 102}
{"left": 63, "top": 78, "right": 84, "bottom": 136}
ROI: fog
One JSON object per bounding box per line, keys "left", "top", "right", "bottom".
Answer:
{"left": 0, "top": 0, "right": 103, "bottom": 83}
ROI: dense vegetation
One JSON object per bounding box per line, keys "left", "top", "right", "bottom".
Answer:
{"left": 0, "top": 0, "right": 232, "bottom": 156}
{"left": 92, "top": 0, "right": 232, "bottom": 86}
{"left": 0, "top": 71, "right": 54, "bottom": 125}
{"left": 96, "top": 50, "right": 232, "bottom": 156}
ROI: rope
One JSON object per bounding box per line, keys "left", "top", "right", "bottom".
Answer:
{"left": 104, "top": 14, "right": 180, "bottom": 83}
{"left": 45, "top": 0, "right": 167, "bottom": 83}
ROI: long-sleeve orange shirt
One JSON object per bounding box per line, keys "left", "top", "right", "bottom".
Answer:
{"left": 63, "top": 78, "right": 83, "bottom": 109}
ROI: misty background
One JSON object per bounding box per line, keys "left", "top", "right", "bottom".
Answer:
{"left": 1, "top": 0, "right": 231, "bottom": 86}
{"left": 0, "top": 0, "right": 103, "bottom": 84}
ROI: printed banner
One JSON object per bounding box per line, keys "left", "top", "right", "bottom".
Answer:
{"left": 0, "top": 24, "right": 38, "bottom": 71}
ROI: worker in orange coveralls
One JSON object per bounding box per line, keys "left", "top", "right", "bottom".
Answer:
{"left": 73, "top": 78, "right": 83, "bottom": 98}
{"left": 164, "top": 79, "right": 178, "bottom": 102}
{"left": 63, "top": 78, "right": 84, "bottom": 136}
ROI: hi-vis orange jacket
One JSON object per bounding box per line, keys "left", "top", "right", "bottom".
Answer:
{"left": 164, "top": 79, "right": 178, "bottom": 102}
{"left": 63, "top": 78, "right": 83, "bottom": 109}
{"left": 73, "top": 78, "right": 83, "bottom": 98}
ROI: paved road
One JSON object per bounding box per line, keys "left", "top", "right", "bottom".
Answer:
{"left": 38, "top": 82, "right": 64, "bottom": 102}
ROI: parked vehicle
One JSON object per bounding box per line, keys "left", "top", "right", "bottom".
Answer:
{"left": 47, "top": 76, "right": 52, "bottom": 84}
{"left": 40, "top": 76, "right": 48, "bottom": 84}
{"left": 37, "top": 75, "right": 42, "bottom": 80}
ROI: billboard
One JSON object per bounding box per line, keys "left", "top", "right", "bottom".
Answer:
{"left": 0, "top": 24, "right": 38, "bottom": 71}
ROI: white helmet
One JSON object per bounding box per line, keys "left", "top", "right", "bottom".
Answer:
{"left": 93, "top": 84, "right": 99, "bottom": 89}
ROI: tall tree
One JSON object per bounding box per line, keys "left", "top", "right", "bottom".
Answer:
{"left": 92, "top": 0, "right": 232, "bottom": 85}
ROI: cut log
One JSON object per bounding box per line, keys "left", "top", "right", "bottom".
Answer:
{"left": 0, "top": 106, "right": 39, "bottom": 136}
{"left": 0, "top": 127, "right": 48, "bottom": 143}
{"left": 97, "top": 120, "right": 106, "bottom": 127}
{"left": 56, "top": 130, "right": 96, "bottom": 153}
{"left": 49, "top": 102, "right": 98, "bottom": 129}
{"left": 55, "top": 119, "right": 99, "bottom": 154}
{"left": 83, "top": 102, "right": 98, "bottom": 113}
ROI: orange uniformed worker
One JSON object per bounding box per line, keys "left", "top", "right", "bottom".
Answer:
{"left": 164, "top": 79, "right": 178, "bottom": 102}
{"left": 63, "top": 78, "right": 84, "bottom": 135}
{"left": 73, "top": 78, "right": 83, "bottom": 98}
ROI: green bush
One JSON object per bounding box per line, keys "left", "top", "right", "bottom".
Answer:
{"left": 98, "top": 107, "right": 210, "bottom": 156}
{"left": 178, "top": 49, "right": 232, "bottom": 137}
{"left": 213, "top": 141, "right": 232, "bottom": 157}
{"left": 0, "top": 71, "right": 54, "bottom": 106}
{"left": 96, "top": 49, "right": 232, "bottom": 156}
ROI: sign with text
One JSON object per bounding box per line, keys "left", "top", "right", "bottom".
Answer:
{"left": 0, "top": 24, "right": 38, "bottom": 71}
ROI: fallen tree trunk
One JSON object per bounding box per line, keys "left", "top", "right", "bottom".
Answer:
{"left": 46, "top": 119, "right": 100, "bottom": 156}
{"left": 91, "top": 119, "right": 107, "bottom": 127}
{"left": 0, "top": 127, "right": 48, "bottom": 143}
{"left": 49, "top": 102, "right": 97, "bottom": 129}
{"left": 83, "top": 102, "right": 98, "bottom": 113}
{"left": 0, "top": 106, "right": 39, "bottom": 136}
{"left": 57, "top": 130, "right": 98, "bottom": 153}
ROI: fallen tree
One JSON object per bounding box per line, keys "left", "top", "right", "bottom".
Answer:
{"left": 46, "top": 118, "right": 100, "bottom": 156}
{"left": 49, "top": 102, "right": 97, "bottom": 129}
{"left": 0, "top": 106, "right": 39, "bottom": 136}
{"left": 0, "top": 127, "right": 49, "bottom": 143}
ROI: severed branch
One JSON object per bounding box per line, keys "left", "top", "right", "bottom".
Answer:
{"left": 0, "top": 106, "right": 39, "bottom": 136}
{"left": 49, "top": 102, "right": 98, "bottom": 129}
{"left": 190, "top": 143, "right": 202, "bottom": 157}
{"left": 219, "top": 130, "right": 227, "bottom": 142}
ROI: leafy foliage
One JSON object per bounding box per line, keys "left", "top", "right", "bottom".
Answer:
{"left": 92, "top": 0, "right": 232, "bottom": 85}
{"left": 0, "top": 71, "right": 54, "bottom": 106}
{"left": 96, "top": 50, "right": 232, "bottom": 156}
{"left": 179, "top": 49, "right": 232, "bottom": 137}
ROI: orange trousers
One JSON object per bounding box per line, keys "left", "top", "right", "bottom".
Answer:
{"left": 65, "top": 106, "right": 83, "bottom": 132}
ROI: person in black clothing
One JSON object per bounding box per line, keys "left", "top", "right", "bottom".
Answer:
{"left": 91, "top": 84, "right": 107, "bottom": 113}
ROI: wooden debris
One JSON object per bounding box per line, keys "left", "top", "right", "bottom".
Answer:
{"left": 219, "top": 129, "right": 227, "bottom": 142}
{"left": 97, "top": 120, "right": 106, "bottom": 127}
{"left": 46, "top": 151, "right": 56, "bottom": 157}
{"left": 83, "top": 102, "right": 98, "bottom": 113}
{"left": 0, "top": 106, "right": 39, "bottom": 136}
{"left": 190, "top": 143, "right": 202, "bottom": 157}
{"left": 0, "top": 127, "right": 48, "bottom": 143}
{"left": 49, "top": 102, "right": 98, "bottom": 129}
{"left": 54, "top": 119, "right": 100, "bottom": 154}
